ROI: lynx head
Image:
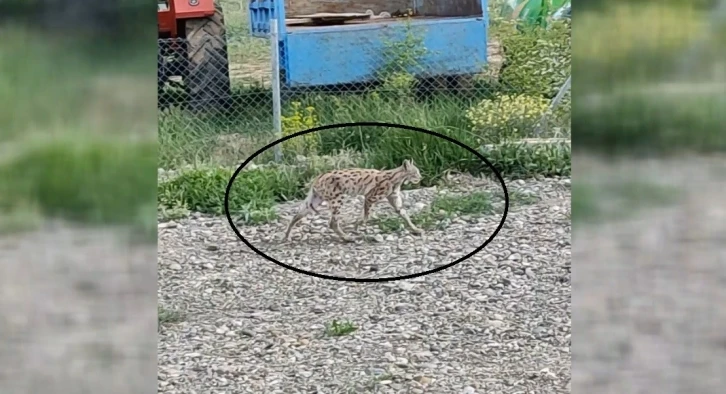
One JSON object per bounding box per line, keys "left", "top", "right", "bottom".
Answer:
{"left": 402, "top": 159, "right": 422, "bottom": 184}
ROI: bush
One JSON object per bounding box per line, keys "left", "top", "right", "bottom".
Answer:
{"left": 362, "top": 128, "right": 480, "bottom": 186}
{"left": 466, "top": 94, "right": 551, "bottom": 142}
{"left": 159, "top": 166, "right": 300, "bottom": 216}
{"left": 158, "top": 138, "right": 571, "bottom": 221}
{"left": 495, "top": 18, "right": 571, "bottom": 98}
{"left": 280, "top": 101, "right": 321, "bottom": 157}
{"left": 574, "top": 90, "right": 725, "bottom": 154}
{"left": 379, "top": 71, "right": 418, "bottom": 98}
{"left": 157, "top": 155, "right": 362, "bottom": 223}
{"left": 0, "top": 139, "right": 157, "bottom": 225}
{"left": 481, "top": 141, "right": 571, "bottom": 179}
{"left": 575, "top": 3, "right": 706, "bottom": 90}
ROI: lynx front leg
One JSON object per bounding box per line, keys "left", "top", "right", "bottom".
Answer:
{"left": 387, "top": 193, "right": 422, "bottom": 235}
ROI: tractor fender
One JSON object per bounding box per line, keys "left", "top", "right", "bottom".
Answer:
{"left": 172, "top": 0, "right": 217, "bottom": 19}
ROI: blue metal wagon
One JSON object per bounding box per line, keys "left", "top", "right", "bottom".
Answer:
{"left": 248, "top": 0, "right": 489, "bottom": 88}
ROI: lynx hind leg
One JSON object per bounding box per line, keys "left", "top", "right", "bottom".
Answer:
{"left": 328, "top": 196, "right": 353, "bottom": 242}
{"left": 284, "top": 188, "right": 325, "bottom": 242}
{"left": 309, "top": 193, "right": 324, "bottom": 213}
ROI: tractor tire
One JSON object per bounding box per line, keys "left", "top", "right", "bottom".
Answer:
{"left": 184, "top": 3, "right": 232, "bottom": 111}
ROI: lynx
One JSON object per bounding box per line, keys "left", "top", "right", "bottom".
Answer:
{"left": 283, "top": 159, "right": 424, "bottom": 242}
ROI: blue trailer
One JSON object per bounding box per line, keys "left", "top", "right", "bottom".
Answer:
{"left": 248, "top": 0, "right": 489, "bottom": 88}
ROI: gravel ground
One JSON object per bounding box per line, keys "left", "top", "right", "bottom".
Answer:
{"left": 0, "top": 223, "right": 157, "bottom": 394}
{"left": 158, "top": 176, "right": 572, "bottom": 393}
{"left": 573, "top": 156, "right": 726, "bottom": 393}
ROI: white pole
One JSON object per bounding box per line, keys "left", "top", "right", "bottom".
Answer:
{"left": 270, "top": 18, "right": 283, "bottom": 162}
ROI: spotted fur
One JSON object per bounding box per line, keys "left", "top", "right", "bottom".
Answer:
{"left": 284, "top": 159, "right": 423, "bottom": 242}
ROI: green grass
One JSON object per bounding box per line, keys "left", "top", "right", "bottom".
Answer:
{"left": 0, "top": 200, "right": 44, "bottom": 235}
{"left": 159, "top": 91, "right": 571, "bottom": 181}
{"left": 374, "top": 192, "right": 495, "bottom": 233}
{"left": 157, "top": 13, "right": 572, "bottom": 220}
{"left": 157, "top": 142, "right": 566, "bottom": 227}
{"left": 2, "top": 25, "right": 157, "bottom": 240}
{"left": 324, "top": 320, "right": 358, "bottom": 337}
{"left": 507, "top": 189, "right": 540, "bottom": 206}
{"left": 573, "top": 180, "right": 681, "bottom": 225}
{"left": 432, "top": 192, "right": 495, "bottom": 215}
{"left": 158, "top": 164, "right": 312, "bottom": 224}
{"left": 220, "top": 0, "right": 271, "bottom": 86}
{"left": 0, "top": 139, "right": 157, "bottom": 227}
{"left": 575, "top": 88, "right": 726, "bottom": 155}
{"left": 158, "top": 305, "right": 185, "bottom": 326}
{"left": 159, "top": 200, "right": 191, "bottom": 221}
{"left": 375, "top": 188, "right": 542, "bottom": 233}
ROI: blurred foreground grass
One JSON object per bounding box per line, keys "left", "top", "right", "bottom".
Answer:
{"left": 572, "top": 2, "right": 726, "bottom": 391}
{"left": 0, "top": 24, "right": 157, "bottom": 240}
{"left": 573, "top": 0, "right": 725, "bottom": 222}
{"left": 574, "top": 1, "right": 725, "bottom": 156}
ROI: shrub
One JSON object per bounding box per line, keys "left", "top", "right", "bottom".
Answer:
{"left": 495, "top": 18, "right": 571, "bottom": 98}
{"left": 378, "top": 18, "right": 428, "bottom": 78}
{"left": 363, "top": 128, "right": 481, "bottom": 187}
{"left": 157, "top": 156, "right": 359, "bottom": 223}
{"left": 466, "top": 94, "right": 551, "bottom": 142}
{"left": 480, "top": 141, "right": 571, "bottom": 179}
{"left": 0, "top": 139, "right": 157, "bottom": 225}
{"left": 575, "top": 3, "right": 706, "bottom": 90}
{"left": 280, "top": 101, "right": 321, "bottom": 157}
{"left": 576, "top": 3, "right": 705, "bottom": 65}
{"left": 158, "top": 166, "right": 302, "bottom": 217}
{"left": 574, "top": 90, "right": 725, "bottom": 154}
{"left": 379, "top": 71, "right": 418, "bottom": 97}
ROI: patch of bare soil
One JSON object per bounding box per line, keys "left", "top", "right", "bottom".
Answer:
{"left": 229, "top": 62, "right": 271, "bottom": 87}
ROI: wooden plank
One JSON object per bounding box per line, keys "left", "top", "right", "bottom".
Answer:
{"left": 285, "top": 0, "right": 410, "bottom": 17}
{"left": 286, "top": 12, "right": 373, "bottom": 26}
{"left": 286, "top": 18, "right": 314, "bottom": 26}
{"left": 292, "top": 12, "right": 371, "bottom": 18}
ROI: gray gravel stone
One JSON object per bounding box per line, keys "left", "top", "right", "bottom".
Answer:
{"left": 158, "top": 176, "right": 571, "bottom": 393}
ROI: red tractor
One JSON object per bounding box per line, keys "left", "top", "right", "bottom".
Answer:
{"left": 157, "top": 0, "right": 232, "bottom": 109}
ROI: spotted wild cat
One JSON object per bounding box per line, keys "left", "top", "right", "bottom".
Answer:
{"left": 283, "top": 159, "right": 423, "bottom": 242}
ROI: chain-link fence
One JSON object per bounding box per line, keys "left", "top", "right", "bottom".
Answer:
{"left": 158, "top": 0, "right": 571, "bottom": 170}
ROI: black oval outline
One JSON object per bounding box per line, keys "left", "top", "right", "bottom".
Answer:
{"left": 224, "top": 121, "right": 509, "bottom": 283}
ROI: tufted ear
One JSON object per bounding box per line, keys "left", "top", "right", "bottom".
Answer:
{"left": 402, "top": 159, "right": 411, "bottom": 170}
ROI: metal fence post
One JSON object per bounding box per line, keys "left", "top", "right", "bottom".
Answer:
{"left": 270, "top": 18, "right": 283, "bottom": 162}
{"left": 535, "top": 74, "right": 571, "bottom": 136}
